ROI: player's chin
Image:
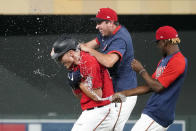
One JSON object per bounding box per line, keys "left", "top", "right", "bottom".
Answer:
{"left": 64, "top": 64, "right": 71, "bottom": 69}
{"left": 99, "top": 30, "right": 106, "bottom": 36}
{"left": 100, "top": 32, "right": 104, "bottom": 36}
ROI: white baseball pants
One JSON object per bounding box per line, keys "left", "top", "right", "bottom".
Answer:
{"left": 131, "top": 114, "right": 168, "bottom": 131}
{"left": 71, "top": 103, "right": 117, "bottom": 131}
{"left": 113, "top": 96, "right": 137, "bottom": 131}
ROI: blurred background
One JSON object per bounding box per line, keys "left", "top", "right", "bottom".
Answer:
{"left": 0, "top": 0, "right": 196, "bottom": 131}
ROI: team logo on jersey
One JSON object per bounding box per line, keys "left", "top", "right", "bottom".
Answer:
{"left": 67, "top": 72, "right": 74, "bottom": 81}
{"left": 155, "top": 66, "right": 166, "bottom": 79}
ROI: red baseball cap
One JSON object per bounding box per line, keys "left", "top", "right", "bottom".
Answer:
{"left": 91, "top": 8, "right": 118, "bottom": 22}
{"left": 156, "top": 26, "right": 178, "bottom": 40}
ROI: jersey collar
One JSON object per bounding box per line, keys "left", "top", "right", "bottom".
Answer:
{"left": 112, "top": 25, "right": 121, "bottom": 35}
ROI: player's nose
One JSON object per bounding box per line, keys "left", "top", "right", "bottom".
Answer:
{"left": 96, "top": 24, "right": 100, "bottom": 29}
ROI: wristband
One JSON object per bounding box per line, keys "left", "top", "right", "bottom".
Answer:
{"left": 139, "top": 68, "right": 146, "bottom": 75}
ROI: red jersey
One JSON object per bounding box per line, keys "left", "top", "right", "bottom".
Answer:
{"left": 78, "top": 51, "right": 114, "bottom": 110}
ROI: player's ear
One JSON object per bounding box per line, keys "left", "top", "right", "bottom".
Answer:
{"left": 108, "top": 21, "right": 113, "bottom": 26}
{"left": 163, "top": 40, "right": 169, "bottom": 47}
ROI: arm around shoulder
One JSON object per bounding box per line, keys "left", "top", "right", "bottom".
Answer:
{"left": 89, "top": 50, "right": 120, "bottom": 68}
{"left": 84, "top": 39, "right": 99, "bottom": 49}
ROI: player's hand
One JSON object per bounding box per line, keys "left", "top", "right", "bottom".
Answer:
{"left": 131, "top": 59, "right": 144, "bottom": 73}
{"left": 112, "top": 93, "right": 126, "bottom": 103}
{"left": 80, "top": 44, "right": 92, "bottom": 53}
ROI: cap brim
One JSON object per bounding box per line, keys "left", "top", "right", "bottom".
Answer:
{"left": 51, "top": 52, "right": 65, "bottom": 60}
{"left": 90, "top": 17, "right": 105, "bottom": 22}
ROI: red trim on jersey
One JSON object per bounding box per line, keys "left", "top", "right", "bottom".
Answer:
{"left": 107, "top": 50, "right": 123, "bottom": 61}
{"left": 112, "top": 25, "right": 121, "bottom": 35}
{"left": 96, "top": 37, "right": 101, "bottom": 45}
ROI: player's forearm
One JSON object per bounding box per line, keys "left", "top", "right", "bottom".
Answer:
{"left": 89, "top": 49, "right": 117, "bottom": 68}
{"left": 80, "top": 83, "right": 102, "bottom": 101}
{"left": 120, "top": 85, "right": 151, "bottom": 96}
{"left": 140, "top": 71, "right": 164, "bottom": 93}
{"left": 84, "top": 39, "right": 99, "bottom": 49}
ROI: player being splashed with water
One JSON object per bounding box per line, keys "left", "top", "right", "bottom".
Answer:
{"left": 50, "top": 36, "right": 119, "bottom": 131}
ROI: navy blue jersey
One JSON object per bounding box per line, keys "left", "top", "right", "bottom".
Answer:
{"left": 143, "top": 52, "right": 188, "bottom": 127}
{"left": 96, "top": 25, "right": 137, "bottom": 92}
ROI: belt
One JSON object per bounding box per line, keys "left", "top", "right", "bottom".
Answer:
{"left": 86, "top": 105, "right": 105, "bottom": 111}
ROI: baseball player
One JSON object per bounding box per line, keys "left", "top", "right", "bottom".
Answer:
{"left": 112, "top": 26, "right": 188, "bottom": 130}
{"left": 51, "top": 36, "right": 117, "bottom": 131}
{"left": 80, "top": 8, "right": 137, "bottom": 131}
